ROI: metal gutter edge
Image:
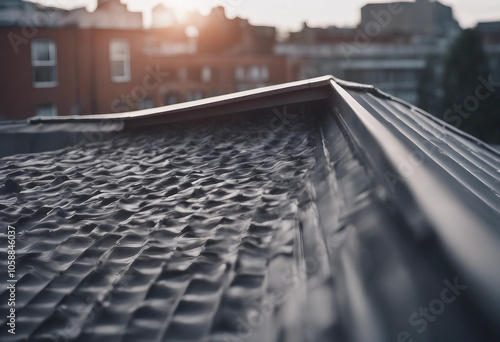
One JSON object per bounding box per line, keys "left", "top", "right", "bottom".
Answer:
{"left": 28, "top": 76, "right": 335, "bottom": 125}
{"left": 327, "top": 79, "right": 500, "bottom": 333}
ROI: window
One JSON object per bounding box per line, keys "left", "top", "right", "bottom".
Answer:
{"left": 202, "top": 67, "right": 211, "bottom": 83}
{"left": 137, "top": 98, "right": 155, "bottom": 110}
{"left": 31, "top": 40, "right": 57, "bottom": 88}
{"left": 110, "top": 40, "right": 131, "bottom": 83}
{"left": 184, "top": 91, "right": 203, "bottom": 102}
{"left": 36, "top": 104, "right": 57, "bottom": 117}
{"left": 248, "top": 66, "right": 261, "bottom": 82}
{"left": 164, "top": 93, "right": 179, "bottom": 105}
{"left": 235, "top": 65, "right": 269, "bottom": 83}
{"left": 235, "top": 66, "right": 245, "bottom": 81}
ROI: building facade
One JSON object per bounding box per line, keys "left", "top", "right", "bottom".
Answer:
{"left": 360, "top": 0, "right": 460, "bottom": 37}
{"left": 0, "top": 0, "right": 66, "bottom": 27}
{"left": 2, "top": 0, "right": 499, "bottom": 120}
{"left": 477, "top": 21, "right": 500, "bottom": 81}
{"left": 0, "top": 2, "right": 288, "bottom": 120}
{"left": 62, "top": 0, "right": 143, "bottom": 30}
{"left": 276, "top": 0, "right": 461, "bottom": 109}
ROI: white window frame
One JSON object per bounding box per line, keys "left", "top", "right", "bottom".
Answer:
{"left": 110, "top": 39, "right": 131, "bottom": 83}
{"left": 201, "top": 66, "right": 211, "bottom": 83}
{"left": 235, "top": 66, "right": 245, "bottom": 81}
{"left": 137, "top": 97, "right": 155, "bottom": 110}
{"left": 248, "top": 65, "right": 261, "bottom": 82}
{"left": 185, "top": 91, "right": 203, "bottom": 102}
{"left": 31, "top": 39, "right": 58, "bottom": 88}
{"left": 261, "top": 66, "right": 269, "bottom": 82}
{"left": 36, "top": 104, "right": 57, "bottom": 117}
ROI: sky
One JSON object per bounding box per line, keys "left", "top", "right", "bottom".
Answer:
{"left": 29, "top": 0, "right": 500, "bottom": 32}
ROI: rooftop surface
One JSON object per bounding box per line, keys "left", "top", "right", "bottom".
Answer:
{"left": 0, "top": 113, "right": 322, "bottom": 341}
{"left": 1, "top": 76, "right": 500, "bottom": 341}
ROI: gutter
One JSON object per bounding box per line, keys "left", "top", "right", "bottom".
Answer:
{"left": 326, "top": 79, "right": 500, "bottom": 336}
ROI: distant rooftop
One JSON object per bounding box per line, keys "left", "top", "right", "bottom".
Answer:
{"left": 476, "top": 21, "right": 500, "bottom": 33}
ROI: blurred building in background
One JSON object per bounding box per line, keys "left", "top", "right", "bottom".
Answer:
{"left": 476, "top": 21, "right": 500, "bottom": 81}
{"left": 62, "top": 0, "right": 143, "bottom": 30}
{"left": 360, "top": 0, "right": 460, "bottom": 37}
{"left": 0, "top": 2, "right": 287, "bottom": 120}
{"left": 276, "top": 0, "right": 462, "bottom": 109}
{"left": 151, "top": 3, "right": 177, "bottom": 28}
{"left": 0, "top": 0, "right": 499, "bottom": 120}
{"left": 0, "top": 0, "right": 66, "bottom": 27}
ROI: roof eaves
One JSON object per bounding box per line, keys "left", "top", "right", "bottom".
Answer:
{"left": 28, "top": 75, "right": 335, "bottom": 126}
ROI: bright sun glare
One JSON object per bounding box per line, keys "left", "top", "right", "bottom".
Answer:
{"left": 157, "top": 0, "right": 214, "bottom": 16}
{"left": 143, "top": 0, "right": 216, "bottom": 23}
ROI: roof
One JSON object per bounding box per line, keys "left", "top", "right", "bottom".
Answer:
{"left": 1, "top": 76, "right": 500, "bottom": 342}
{"left": 476, "top": 21, "right": 500, "bottom": 33}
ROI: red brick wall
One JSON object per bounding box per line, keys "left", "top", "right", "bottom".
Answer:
{"left": 0, "top": 27, "right": 289, "bottom": 120}
{"left": 0, "top": 28, "right": 81, "bottom": 119}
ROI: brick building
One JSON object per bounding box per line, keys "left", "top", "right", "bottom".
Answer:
{"left": 0, "top": 1, "right": 288, "bottom": 120}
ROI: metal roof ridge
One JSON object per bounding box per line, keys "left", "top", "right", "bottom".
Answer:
{"left": 28, "top": 75, "right": 336, "bottom": 125}
{"left": 331, "top": 77, "right": 500, "bottom": 157}
{"left": 21, "top": 75, "right": 500, "bottom": 158}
